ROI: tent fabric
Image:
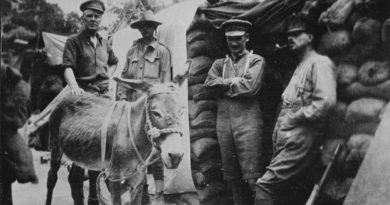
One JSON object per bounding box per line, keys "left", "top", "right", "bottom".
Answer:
{"left": 196, "top": 0, "right": 306, "bottom": 34}
{"left": 112, "top": 0, "right": 203, "bottom": 194}
{"left": 42, "top": 32, "right": 67, "bottom": 65}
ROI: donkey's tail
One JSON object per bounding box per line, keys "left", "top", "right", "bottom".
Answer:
{"left": 97, "top": 172, "right": 112, "bottom": 205}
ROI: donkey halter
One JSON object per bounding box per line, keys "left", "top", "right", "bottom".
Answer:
{"left": 100, "top": 91, "right": 183, "bottom": 182}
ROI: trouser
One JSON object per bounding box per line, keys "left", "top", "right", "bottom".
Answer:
{"left": 256, "top": 107, "right": 323, "bottom": 205}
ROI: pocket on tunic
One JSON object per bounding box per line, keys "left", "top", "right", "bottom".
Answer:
{"left": 144, "top": 57, "right": 160, "bottom": 79}
{"left": 123, "top": 57, "right": 139, "bottom": 78}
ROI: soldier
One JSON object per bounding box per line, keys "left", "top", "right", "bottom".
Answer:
{"left": 117, "top": 10, "right": 172, "bottom": 205}
{"left": 62, "top": 1, "right": 118, "bottom": 204}
{"left": 255, "top": 14, "right": 337, "bottom": 205}
{"left": 204, "top": 19, "right": 267, "bottom": 205}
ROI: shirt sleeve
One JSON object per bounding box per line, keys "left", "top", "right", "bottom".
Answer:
{"left": 204, "top": 60, "right": 231, "bottom": 90}
{"left": 292, "top": 60, "right": 337, "bottom": 122}
{"left": 226, "top": 56, "right": 266, "bottom": 98}
{"left": 160, "top": 46, "right": 172, "bottom": 83}
{"left": 63, "top": 38, "right": 77, "bottom": 69}
{"left": 107, "top": 43, "right": 119, "bottom": 66}
{"left": 117, "top": 51, "right": 132, "bottom": 100}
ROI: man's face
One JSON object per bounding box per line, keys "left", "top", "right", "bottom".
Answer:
{"left": 226, "top": 34, "right": 248, "bottom": 54}
{"left": 287, "top": 30, "right": 313, "bottom": 51}
{"left": 82, "top": 9, "right": 102, "bottom": 31}
{"left": 138, "top": 24, "right": 157, "bottom": 39}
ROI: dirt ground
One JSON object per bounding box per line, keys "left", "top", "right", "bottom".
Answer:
{"left": 12, "top": 150, "right": 199, "bottom": 205}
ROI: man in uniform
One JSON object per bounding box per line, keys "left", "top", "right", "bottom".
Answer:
{"left": 117, "top": 10, "right": 171, "bottom": 205}
{"left": 204, "top": 19, "right": 267, "bottom": 205}
{"left": 255, "top": 14, "right": 337, "bottom": 205}
{"left": 62, "top": 1, "right": 118, "bottom": 204}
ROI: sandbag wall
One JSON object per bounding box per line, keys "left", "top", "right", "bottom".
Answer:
{"left": 314, "top": 0, "right": 389, "bottom": 203}
{"left": 186, "top": 16, "right": 231, "bottom": 205}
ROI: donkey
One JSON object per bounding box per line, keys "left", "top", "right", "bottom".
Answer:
{"left": 45, "top": 77, "right": 186, "bottom": 205}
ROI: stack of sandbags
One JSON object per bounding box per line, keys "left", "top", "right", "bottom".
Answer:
{"left": 316, "top": 0, "right": 389, "bottom": 202}
{"left": 187, "top": 20, "right": 229, "bottom": 204}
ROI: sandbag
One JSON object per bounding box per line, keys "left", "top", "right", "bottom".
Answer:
{"left": 319, "top": 0, "right": 355, "bottom": 25}
{"left": 188, "top": 84, "right": 203, "bottom": 99}
{"left": 337, "top": 64, "right": 358, "bottom": 86}
{"left": 340, "top": 41, "right": 382, "bottom": 65}
{"left": 358, "top": 61, "right": 390, "bottom": 85}
{"left": 382, "top": 19, "right": 390, "bottom": 47}
{"left": 321, "top": 138, "right": 347, "bottom": 167}
{"left": 191, "top": 137, "right": 219, "bottom": 162}
{"left": 187, "top": 30, "right": 216, "bottom": 59}
{"left": 326, "top": 102, "right": 350, "bottom": 139}
{"left": 345, "top": 98, "right": 387, "bottom": 123}
{"left": 345, "top": 134, "right": 373, "bottom": 170}
{"left": 188, "top": 73, "right": 208, "bottom": 86}
{"left": 192, "top": 100, "right": 217, "bottom": 120}
{"left": 318, "top": 30, "right": 352, "bottom": 57}
{"left": 197, "top": 181, "right": 226, "bottom": 203}
{"left": 352, "top": 17, "right": 382, "bottom": 43}
{"left": 348, "top": 121, "right": 379, "bottom": 136}
{"left": 190, "top": 127, "right": 217, "bottom": 142}
{"left": 191, "top": 110, "right": 216, "bottom": 129}
{"left": 193, "top": 85, "right": 222, "bottom": 101}
{"left": 192, "top": 170, "right": 207, "bottom": 186}
{"left": 188, "top": 99, "right": 196, "bottom": 120}
{"left": 323, "top": 177, "right": 354, "bottom": 201}
{"left": 189, "top": 56, "right": 213, "bottom": 76}
{"left": 339, "top": 80, "right": 390, "bottom": 100}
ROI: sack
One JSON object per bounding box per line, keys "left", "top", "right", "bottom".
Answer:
{"left": 189, "top": 56, "right": 213, "bottom": 76}
{"left": 345, "top": 133, "right": 373, "bottom": 168}
{"left": 339, "top": 80, "right": 390, "bottom": 100}
{"left": 191, "top": 110, "right": 216, "bottom": 129}
{"left": 188, "top": 73, "right": 208, "bottom": 86}
{"left": 193, "top": 85, "right": 222, "bottom": 101}
{"left": 345, "top": 98, "right": 387, "bottom": 123}
{"left": 321, "top": 138, "right": 347, "bottom": 167}
{"left": 190, "top": 127, "right": 217, "bottom": 142}
{"left": 326, "top": 101, "right": 349, "bottom": 139}
{"left": 187, "top": 30, "right": 216, "bottom": 59}
{"left": 191, "top": 137, "right": 219, "bottom": 161}
{"left": 337, "top": 64, "right": 358, "bottom": 86}
{"left": 348, "top": 121, "right": 379, "bottom": 136}
{"left": 192, "top": 100, "right": 217, "bottom": 120}
{"left": 352, "top": 17, "right": 382, "bottom": 44}
{"left": 319, "top": 0, "right": 355, "bottom": 25}
{"left": 358, "top": 61, "right": 390, "bottom": 86}
{"left": 318, "top": 30, "right": 352, "bottom": 57}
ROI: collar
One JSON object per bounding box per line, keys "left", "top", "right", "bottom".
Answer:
{"left": 134, "top": 38, "right": 158, "bottom": 50}
{"left": 81, "top": 29, "right": 103, "bottom": 44}
{"left": 224, "top": 50, "right": 249, "bottom": 63}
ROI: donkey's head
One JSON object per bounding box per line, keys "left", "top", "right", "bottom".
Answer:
{"left": 114, "top": 75, "right": 187, "bottom": 169}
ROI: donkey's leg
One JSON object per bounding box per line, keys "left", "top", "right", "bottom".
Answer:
{"left": 69, "top": 164, "right": 85, "bottom": 205}
{"left": 46, "top": 127, "right": 63, "bottom": 205}
{"left": 130, "top": 173, "right": 147, "bottom": 205}
{"left": 109, "top": 180, "right": 121, "bottom": 205}
{"left": 87, "top": 170, "right": 100, "bottom": 205}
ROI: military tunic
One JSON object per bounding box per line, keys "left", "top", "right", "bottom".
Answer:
{"left": 205, "top": 51, "right": 266, "bottom": 181}
{"left": 117, "top": 38, "right": 171, "bottom": 101}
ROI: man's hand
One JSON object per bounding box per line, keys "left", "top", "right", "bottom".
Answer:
{"left": 70, "top": 86, "right": 85, "bottom": 95}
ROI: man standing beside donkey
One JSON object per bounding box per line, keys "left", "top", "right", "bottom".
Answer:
{"left": 117, "top": 10, "right": 172, "bottom": 205}
{"left": 61, "top": 0, "right": 118, "bottom": 204}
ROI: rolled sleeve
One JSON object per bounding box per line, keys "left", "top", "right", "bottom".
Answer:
{"left": 226, "top": 56, "right": 266, "bottom": 98}
{"left": 107, "top": 44, "right": 118, "bottom": 66}
{"left": 293, "top": 60, "right": 337, "bottom": 122}
{"left": 160, "top": 47, "right": 172, "bottom": 83}
{"left": 204, "top": 60, "right": 231, "bottom": 90}
{"left": 63, "top": 38, "right": 77, "bottom": 69}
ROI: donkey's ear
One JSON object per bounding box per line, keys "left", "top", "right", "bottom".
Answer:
{"left": 172, "top": 70, "right": 188, "bottom": 87}
{"left": 113, "top": 77, "right": 152, "bottom": 92}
